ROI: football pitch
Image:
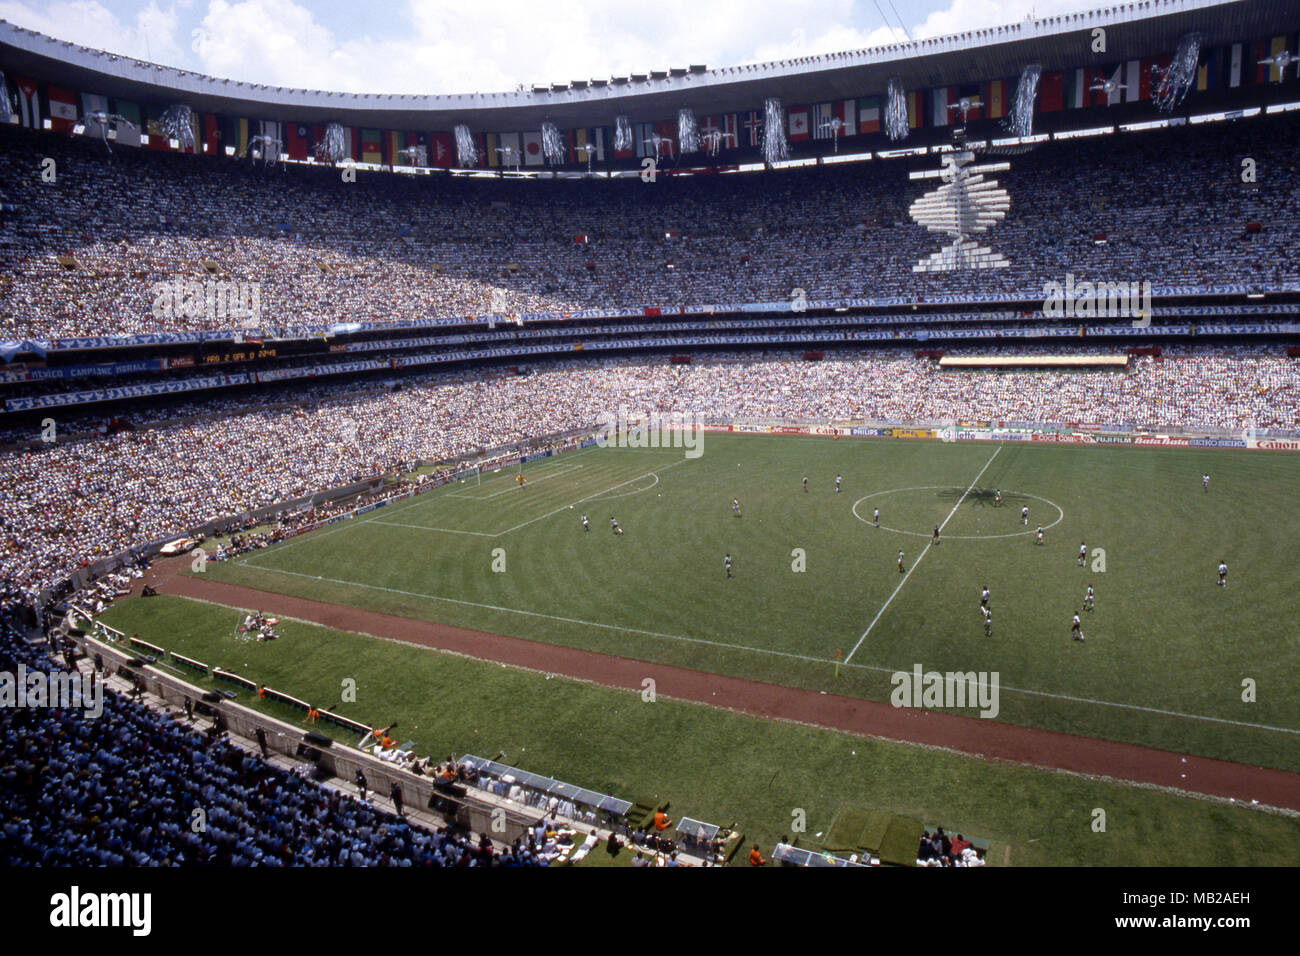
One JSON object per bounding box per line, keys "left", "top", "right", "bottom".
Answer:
{"left": 195, "top": 433, "right": 1300, "bottom": 772}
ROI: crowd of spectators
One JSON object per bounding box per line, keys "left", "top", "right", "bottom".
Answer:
{"left": 2, "top": 114, "right": 1298, "bottom": 339}
{"left": 1, "top": 346, "right": 1296, "bottom": 595}
{"left": 0, "top": 621, "right": 544, "bottom": 866}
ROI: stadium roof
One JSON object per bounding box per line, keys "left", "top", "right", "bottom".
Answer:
{"left": 2, "top": 0, "right": 1298, "bottom": 130}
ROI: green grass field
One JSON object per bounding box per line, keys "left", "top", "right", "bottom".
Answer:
{"left": 192, "top": 434, "right": 1300, "bottom": 772}
{"left": 96, "top": 595, "right": 1300, "bottom": 866}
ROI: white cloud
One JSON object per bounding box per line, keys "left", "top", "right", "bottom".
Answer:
{"left": 4, "top": 0, "right": 1120, "bottom": 94}
{"left": 0, "top": 0, "right": 183, "bottom": 66}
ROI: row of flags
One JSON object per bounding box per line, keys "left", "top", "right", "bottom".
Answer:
{"left": 3, "top": 34, "right": 1298, "bottom": 165}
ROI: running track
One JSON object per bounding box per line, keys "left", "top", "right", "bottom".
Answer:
{"left": 140, "top": 558, "right": 1300, "bottom": 813}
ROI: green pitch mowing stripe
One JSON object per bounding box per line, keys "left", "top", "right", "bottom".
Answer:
{"left": 96, "top": 595, "right": 1300, "bottom": 867}
{"left": 196, "top": 435, "right": 1300, "bottom": 773}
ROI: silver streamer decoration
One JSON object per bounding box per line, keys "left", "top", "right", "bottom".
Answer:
{"left": 156, "top": 104, "right": 195, "bottom": 151}
{"left": 1004, "top": 64, "right": 1041, "bottom": 138}
{"left": 677, "top": 108, "right": 700, "bottom": 154}
{"left": 316, "top": 123, "right": 348, "bottom": 164}
{"left": 762, "top": 97, "right": 788, "bottom": 164}
{"left": 0, "top": 70, "right": 9, "bottom": 119}
{"left": 541, "top": 121, "right": 565, "bottom": 165}
{"left": 454, "top": 124, "right": 478, "bottom": 167}
{"left": 885, "top": 77, "right": 908, "bottom": 142}
{"left": 1153, "top": 33, "right": 1202, "bottom": 112}
{"left": 80, "top": 110, "right": 137, "bottom": 153}
{"left": 614, "top": 115, "right": 633, "bottom": 154}
{"left": 246, "top": 134, "right": 282, "bottom": 165}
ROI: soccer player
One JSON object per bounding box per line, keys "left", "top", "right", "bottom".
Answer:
{"left": 1217, "top": 560, "right": 1228, "bottom": 587}
{"left": 581, "top": 514, "right": 589, "bottom": 532}
{"left": 1084, "top": 584, "right": 1095, "bottom": 611}
{"left": 517, "top": 473, "right": 526, "bottom": 488}
{"left": 1202, "top": 473, "right": 1210, "bottom": 493}
{"left": 1035, "top": 526, "right": 1044, "bottom": 545}
{"left": 1078, "top": 541, "right": 1087, "bottom": 567}
{"left": 835, "top": 474, "right": 843, "bottom": 493}
{"left": 981, "top": 605, "right": 992, "bottom": 637}
{"left": 732, "top": 497, "right": 742, "bottom": 518}
{"left": 994, "top": 489, "right": 1002, "bottom": 507}
{"left": 610, "top": 516, "right": 623, "bottom": 535}
{"left": 1071, "top": 612, "right": 1084, "bottom": 642}
{"left": 872, "top": 507, "right": 880, "bottom": 527}
{"left": 802, "top": 476, "right": 808, "bottom": 493}
{"left": 1021, "top": 505, "right": 1029, "bottom": 525}
{"left": 724, "top": 553, "right": 733, "bottom": 579}
{"left": 932, "top": 525, "right": 941, "bottom": 545}
{"left": 980, "top": 586, "right": 989, "bottom": 608}
{"left": 897, "top": 549, "right": 905, "bottom": 573}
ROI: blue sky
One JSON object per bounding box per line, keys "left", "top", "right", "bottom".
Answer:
{"left": 0, "top": 0, "right": 1117, "bottom": 94}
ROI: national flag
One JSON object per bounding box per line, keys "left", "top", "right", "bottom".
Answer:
{"left": 79, "top": 92, "right": 109, "bottom": 137}
{"left": 742, "top": 110, "right": 764, "bottom": 146}
{"left": 522, "top": 130, "right": 544, "bottom": 165}
{"left": 360, "top": 129, "right": 382, "bottom": 164}
{"left": 1092, "top": 66, "right": 1123, "bottom": 106}
{"left": 984, "top": 80, "right": 1006, "bottom": 119}
{"left": 634, "top": 122, "right": 659, "bottom": 158}
{"left": 387, "top": 130, "right": 406, "bottom": 165}
{"left": 906, "top": 91, "right": 924, "bottom": 128}
{"left": 788, "top": 104, "right": 809, "bottom": 141}
{"left": 655, "top": 119, "right": 676, "bottom": 155}
{"left": 1124, "top": 60, "right": 1143, "bottom": 101}
{"left": 287, "top": 123, "right": 309, "bottom": 161}
{"left": 812, "top": 100, "right": 855, "bottom": 139}
{"left": 257, "top": 120, "right": 281, "bottom": 159}
{"left": 1198, "top": 47, "right": 1223, "bottom": 90}
{"left": 47, "top": 85, "right": 77, "bottom": 133}
{"left": 1040, "top": 71, "right": 1064, "bottom": 111}
{"left": 1064, "top": 68, "right": 1087, "bottom": 108}
{"left": 495, "top": 131, "right": 521, "bottom": 166}
{"left": 570, "top": 127, "right": 605, "bottom": 163}
{"left": 236, "top": 118, "right": 249, "bottom": 155}
{"left": 14, "top": 77, "right": 40, "bottom": 128}
{"left": 1264, "top": 35, "right": 1290, "bottom": 83}
{"left": 430, "top": 131, "right": 452, "bottom": 167}
{"left": 857, "top": 96, "right": 881, "bottom": 133}
{"left": 931, "top": 86, "right": 954, "bottom": 126}
{"left": 116, "top": 100, "right": 142, "bottom": 147}
{"left": 1229, "top": 43, "right": 1244, "bottom": 87}
{"left": 957, "top": 84, "right": 983, "bottom": 120}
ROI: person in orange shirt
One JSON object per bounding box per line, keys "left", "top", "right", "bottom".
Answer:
{"left": 653, "top": 810, "right": 672, "bottom": 832}
{"left": 306, "top": 707, "right": 319, "bottom": 724}
{"left": 749, "top": 843, "right": 767, "bottom": 866}
{"left": 257, "top": 686, "right": 267, "bottom": 700}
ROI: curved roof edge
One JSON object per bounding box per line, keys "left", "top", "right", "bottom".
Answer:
{"left": 0, "top": 0, "right": 1280, "bottom": 129}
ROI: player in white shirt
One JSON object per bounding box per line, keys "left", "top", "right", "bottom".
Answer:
{"left": 610, "top": 516, "right": 623, "bottom": 535}
{"left": 1217, "top": 560, "right": 1228, "bottom": 587}
{"left": 897, "top": 550, "right": 905, "bottom": 573}
{"left": 1035, "top": 526, "right": 1044, "bottom": 545}
{"left": 732, "top": 497, "right": 742, "bottom": 518}
{"left": 835, "top": 474, "right": 843, "bottom": 493}
{"left": 994, "top": 489, "right": 1002, "bottom": 507}
{"left": 724, "top": 553, "right": 733, "bottom": 578}
{"left": 1202, "top": 473, "right": 1210, "bottom": 493}
{"left": 1084, "top": 584, "right": 1095, "bottom": 611}
{"left": 981, "top": 605, "right": 992, "bottom": 637}
{"left": 581, "top": 514, "right": 589, "bottom": 532}
{"left": 980, "top": 586, "right": 990, "bottom": 607}
{"left": 872, "top": 508, "right": 879, "bottom": 527}
{"left": 1078, "top": 541, "right": 1087, "bottom": 567}
{"left": 1071, "top": 612, "right": 1084, "bottom": 641}
{"left": 802, "top": 476, "right": 808, "bottom": 493}
{"left": 1021, "top": 505, "right": 1029, "bottom": 525}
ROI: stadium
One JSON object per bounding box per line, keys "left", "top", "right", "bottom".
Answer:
{"left": 1, "top": 0, "right": 1298, "bottom": 892}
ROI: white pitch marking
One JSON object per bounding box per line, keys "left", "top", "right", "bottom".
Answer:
{"left": 844, "top": 445, "right": 1003, "bottom": 664}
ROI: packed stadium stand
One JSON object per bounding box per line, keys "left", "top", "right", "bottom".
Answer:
{"left": 2, "top": 0, "right": 1300, "bottom": 870}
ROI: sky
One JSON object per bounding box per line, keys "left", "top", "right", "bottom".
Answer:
{"left": 0, "top": 0, "right": 1121, "bottom": 95}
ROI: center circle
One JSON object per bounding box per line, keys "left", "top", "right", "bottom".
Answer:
{"left": 851, "top": 486, "right": 1065, "bottom": 540}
